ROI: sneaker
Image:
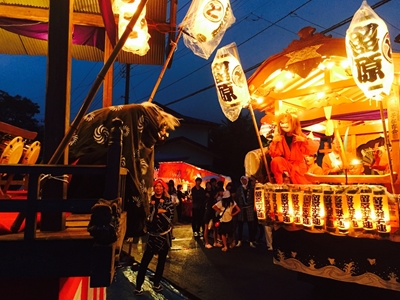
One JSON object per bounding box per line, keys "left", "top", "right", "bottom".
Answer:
{"left": 153, "top": 284, "right": 163, "bottom": 292}
{"left": 205, "top": 243, "right": 213, "bottom": 249}
{"left": 235, "top": 241, "right": 242, "bottom": 247}
{"left": 134, "top": 288, "right": 143, "bottom": 296}
{"left": 193, "top": 232, "right": 198, "bottom": 237}
{"left": 250, "top": 242, "right": 256, "bottom": 248}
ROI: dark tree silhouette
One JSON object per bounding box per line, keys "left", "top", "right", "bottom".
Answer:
{"left": 210, "top": 112, "right": 259, "bottom": 183}
{"left": 0, "top": 90, "right": 43, "bottom": 141}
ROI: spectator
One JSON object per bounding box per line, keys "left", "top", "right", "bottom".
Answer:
{"left": 213, "top": 190, "right": 240, "bottom": 252}
{"left": 176, "top": 184, "right": 185, "bottom": 222}
{"left": 235, "top": 176, "right": 257, "bottom": 248}
{"left": 191, "top": 177, "right": 206, "bottom": 237}
{"left": 203, "top": 181, "right": 217, "bottom": 248}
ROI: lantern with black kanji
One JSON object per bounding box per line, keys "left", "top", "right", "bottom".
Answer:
{"left": 345, "top": 0, "right": 394, "bottom": 100}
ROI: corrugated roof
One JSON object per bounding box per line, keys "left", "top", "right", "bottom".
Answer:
{"left": 0, "top": 0, "right": 171, "bottom": 65}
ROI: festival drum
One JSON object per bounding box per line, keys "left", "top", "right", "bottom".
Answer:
{"left": 244, "top": 148, "right": 268, "bottom": 183}
{"left": 0, "top": 136, "right": 24, "bottom": 164}
{"left": 20, "top": 141, "right": 41, "bottom": 164}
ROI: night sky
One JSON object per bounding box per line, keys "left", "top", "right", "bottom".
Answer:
{"left": 0, "top": 0, "right": 398, "bottom": 124}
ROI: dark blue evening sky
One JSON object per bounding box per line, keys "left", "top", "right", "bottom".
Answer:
{"left": 0, "top": 0, "right": 398, "bottom": 124}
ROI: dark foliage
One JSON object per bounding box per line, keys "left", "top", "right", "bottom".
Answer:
{"left": 209, "top": 112, "right": 259, "bottom": 183}
{"left": 0, "top": 90, "right": 44, "bottom": 141}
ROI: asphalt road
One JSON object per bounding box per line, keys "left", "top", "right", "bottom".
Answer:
{"left": 107, "top": 222, "right": 400, "bottom": 300}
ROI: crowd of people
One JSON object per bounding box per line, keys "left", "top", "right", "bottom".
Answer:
{"left": 185, "top": 175, "right": 267, "bottom": 251}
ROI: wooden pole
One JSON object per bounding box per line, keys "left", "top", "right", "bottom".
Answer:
{"left": 379, "top": 100, "right": 396, "bottom": 193}
{"left": 248, "top": 102, "right": 272, "bottom": 183}
{"left": 49, "top": 0, "right": 149, "bottom": 164}
{"left": 148, "top": 28, "right": 183, "bottom": 102}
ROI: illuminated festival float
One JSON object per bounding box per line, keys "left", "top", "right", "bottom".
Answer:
{"left": 244, "top": 1, "right": 400, "bottom": 292}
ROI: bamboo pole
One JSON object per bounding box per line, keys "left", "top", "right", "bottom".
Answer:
{"left": 148, "top": 28, "right": 183, "bottom": 102}
{"left": 248, "top": 102, "right": 272, "bottom": 183}
{"left": 49, "top": 0, "right": 149, "bottom": 164}
{"left": 379, "top": 100, "right": 396, "bottom": 193}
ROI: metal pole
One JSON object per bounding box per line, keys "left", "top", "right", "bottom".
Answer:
{"left": 379, "top": 101, "right": 396, "bottom": 193}
{"left": 49, "top": 0, "right": 149, "bottom": 164}
{"left": 148, "top": 28, "right": 183, "bottom": 102}
{"left": 248, "top": 102, "right": 272, "bottom": 183}
{"left": 124, "top": 64, "right": 131, "bottom": 105}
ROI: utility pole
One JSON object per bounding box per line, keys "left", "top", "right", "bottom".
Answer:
{"left": 124, "top": 64, "right": 130, "bottom": 104}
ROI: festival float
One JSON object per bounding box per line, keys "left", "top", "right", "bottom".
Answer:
{"left": 245, "top": 1, "right": 400, "bottom": 292}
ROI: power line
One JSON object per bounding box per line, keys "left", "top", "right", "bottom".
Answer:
{"left": 163, "top": 0, "right": 393, "bottom": 108}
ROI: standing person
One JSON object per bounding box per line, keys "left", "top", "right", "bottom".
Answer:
{"left": 191, "top": 177, "right": 206, "bottom": 237}
{"left": 203, "top": 181, "right": 217, "bottom": 248}
{"left": 176, "top": 184, "right": 185, "bottom": 223}
{"left": 235, "top": 176, "right": 257, "bottom": 248}
{"left": 135, "top": 179, "right": 173, "bottom": 295}
{"left": 213, "top": 190, "right": 240, "bottom": 252}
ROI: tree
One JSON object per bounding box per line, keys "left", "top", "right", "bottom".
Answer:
{"left": 0, "top": 90, "right": 43, "bottom": 141}
{"left": 209, "top": 112, "right": 259, "bottom": 183}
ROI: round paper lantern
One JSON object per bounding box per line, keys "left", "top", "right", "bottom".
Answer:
{"left": 346, "top": 0, "right": 394, "bottom": 99}
{"left": 211, "top": 43, "right": 250, "bottom": 122}
{"left": 180, "top": 0, "right": 236, "bottom": 59}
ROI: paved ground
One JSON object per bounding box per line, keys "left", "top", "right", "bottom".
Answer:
{"left": 107, "top": 222, "right": 400, "bottom": 300}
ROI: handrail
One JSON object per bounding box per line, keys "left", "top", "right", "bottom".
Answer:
{"left": 0, "top": 164, "right": 122, "bottom": 240}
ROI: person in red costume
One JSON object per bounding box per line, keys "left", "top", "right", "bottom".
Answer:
{"left": 269, "top": 112, "right": 319, "bottom": 184}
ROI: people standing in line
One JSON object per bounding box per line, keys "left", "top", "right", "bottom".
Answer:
{"left": 203, "top": 181, "right": 217, "bottom": 248}
{"left": 191, "top": 177, "right": 206, "bottom": 237}
{"left": 135, "top": 179, "right": 174, "bottom": 296}
{"left": 213, "top": 190, "right": 240, "bottom": 252}
{"left": 176, "top": 184, "right": 184, "bottom": 223}
{"left": 235, "top": 176, "right": 257, "bottom": 248}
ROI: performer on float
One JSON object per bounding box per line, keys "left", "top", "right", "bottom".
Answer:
{"left": 322, "top": 137, "right": 344, "bottom": 175}
{"left": 269, "top": 112, "right": 319, "bottom": 184}
{"left": 305, "top": 154, "right": 323, "bottom": 175}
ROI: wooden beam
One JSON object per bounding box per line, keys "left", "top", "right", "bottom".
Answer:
{"left": 299, "top": 101, "right": 387, "bottom": 122}
{"left": 270, "top": 78, "right": 357, "bottom": 101}
{"left": 0, "top": 4, "right": 172, "bottom": 29}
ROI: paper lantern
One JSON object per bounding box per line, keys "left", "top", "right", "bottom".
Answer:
{"left": 112, "top": 0, "right": 150, "bottom": 56}
{"left": 180, "top": 0, "right": 236, "bottom": 59}
{"left": 345, "top": 0, "right": 394, "bottom": 99}
{"left": 211, "top": 42, "right": 250, "bottom": 122}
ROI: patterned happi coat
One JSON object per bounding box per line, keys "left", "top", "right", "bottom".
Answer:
{"left": 68, "top": 103, "right": 178, "bottom": 238}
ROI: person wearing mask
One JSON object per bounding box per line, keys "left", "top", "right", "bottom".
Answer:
{"left": 135, "top": 179, "right": 173, "bottom": 296}
{"left": 191, "top": 177, "right": 206, "bottom": 237}
{"left": 235, "top": 176, "right": 257, "bottom": 248}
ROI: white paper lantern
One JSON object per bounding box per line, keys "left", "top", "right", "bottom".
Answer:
{"left": 180, "top": 0, "right": 236, "bottom": 60}
{"left": 345, "top": 0, "right": 394, "bottom": 99}
{"left": 211, "top": 43, "right": 250, "bottom": 122}
{"left": 113, "top": 0, "right": 150, "bottom": 56}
